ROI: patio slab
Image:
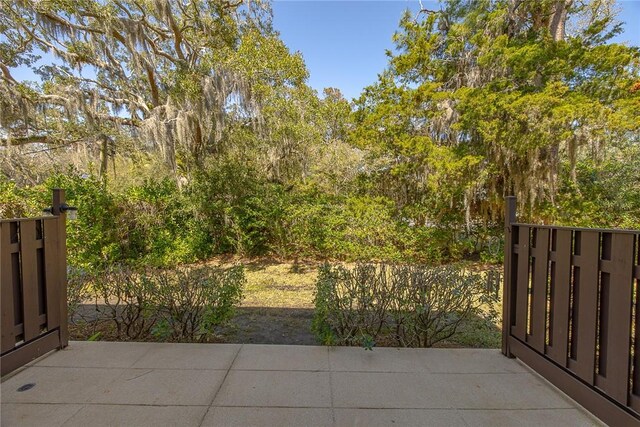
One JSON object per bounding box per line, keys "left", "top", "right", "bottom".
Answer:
{"left": 0, "top": 403, "right": 82, "bottom": 427}
{"left": 131, "top": 342, "right": 240, "bottom": 370}
{"left": 202, "top": 407, "right": 334, "bottom": 426}
{"left": 445, "top": 372, "right": 575, "bottom": 409}
{"left": 331, "top": 371, "right": 456, "bottom": 409}
{"left": 213, "top": 370, "right": 332, "bottom": 407}
{"left": 458, "top": 409, "right": 602, "bottom": 427}
{"left": 232, "top": 344, "right": 329, "bottom": 371}
{"left": 418, "top": 348, "right": 529, "bottom": 374}
{"left": 91, "top": 368, "right": 226, "bottom": 405}
{"left": 329, "top": 346, "right": 431, "bottom": 373}
{"left": 33, "top": 341, "right": 152, "bottom": 369}
{"left": 0, "top": 342, "right": 604, "bottom": 426}
{"left": 65, "top": 404, "right": 208, "bottom": 427}
{"left": 333, "top": 409, "right": 468, "bottom": 427}
{"left": 1, "top": 367, "right": 125, "bottom": 404}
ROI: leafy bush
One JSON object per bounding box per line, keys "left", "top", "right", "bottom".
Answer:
{"left": 313, "top": 263, "right": 496, "bottom": 348}
{"left": 6, "top": 169, "right": 212, "bottom": 269}
{"left": 0, "top": 178, "right": 39, "bottom": 218}
{"left": 187, "top": 158, "right": 287, "bottom": 257}
{"left": 72, "top": 264, "right": 245, "bottom": 342}
{"left": 3, "top": 166, "right": 504, "bottom": 271}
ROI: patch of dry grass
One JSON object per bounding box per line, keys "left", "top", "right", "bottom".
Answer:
{"left": 207, "top": 257, "right": 320, "bottom": 308}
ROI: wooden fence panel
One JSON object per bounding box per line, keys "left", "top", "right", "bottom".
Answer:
{"left": 1, "top": 190, "right": 69, "bottom": 376}
{"left": 503, "top": 202, "right": 640, "bottom": 426}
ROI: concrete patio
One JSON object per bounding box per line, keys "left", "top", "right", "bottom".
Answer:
{"left": 1, "top": 342, "right": 602, "bottom": 426}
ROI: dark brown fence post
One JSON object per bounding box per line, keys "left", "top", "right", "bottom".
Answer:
{"left": 502, "top": 196, "right": 516, "bottom": 357}
{"left": 51, "top": 189, "right": 69, "bottom": 348}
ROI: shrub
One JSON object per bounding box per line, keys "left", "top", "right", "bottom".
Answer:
{"left": 187, "top": 158, "right": 286, "bottom": 256}
{"left": 0, "top": 178, "right": 39, "bottom": 218}
{"left": 72, "top": 264, "right": 245, "bottom": 342}
{"left": 313, "top": 263, "right": 392, "bottom": 346}
{"left": 153, "top": 265, "right": 245, "bottom": 342}
{"left": 313, "top": 263, "right": 496, "bottom": 348}
{"left": 67, "top": 266, "right": 93, "bottom": 325}
{"left": 387, "top": 265, "right": 494, "bottom": 347}
{"left": 92, "top": 265, "right": 159, "bottom": 340}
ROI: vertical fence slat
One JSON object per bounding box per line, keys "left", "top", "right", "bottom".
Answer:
{"left": 595, "top": 233, "right": 634, "bottom": 405}
{"left": 529, "top": 228, "right": 550, "bottom": 353}
{"left": 52, "top": 189, "right": 69, "bottom": 347}
{"left": 20, "top": 220, "right": 40, "bottom": 342}
{"left": 1, "top": 222, "right": 16, "bottom": 353}
{"left": 43, "top": 218, "right": 61, "bottom": 331}
{"left": 502, "top": 197, "right": 517, "bottom": 357}
{"left": 569, "top": 230, "right": 600, "bottom": 385}
{"left": 513, "top": 226, "right": 530, "bottom": 341}
{"left": 632, "top": 235, "right": 640, "bottom": 412}
{"left": 547, "top": 229, "right": 572, "bottom": 366}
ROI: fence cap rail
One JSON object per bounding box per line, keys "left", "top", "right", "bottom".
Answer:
{"left": 0, "top": 216, "right": 59, "bottom": 223}
{"left": 511, "top": 222, "right": 640, "bottom": 235}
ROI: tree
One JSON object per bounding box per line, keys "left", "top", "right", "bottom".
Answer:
{"left": 1, "top": 0, "right": 273, "bottom": 175}
{"left": 353, "top": 0, "right": 640, "bottom": 225}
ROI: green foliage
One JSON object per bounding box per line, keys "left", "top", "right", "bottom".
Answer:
{"left": 2, "top": 0, "right": 639, "bottom": 273}
{"left": 353, "top": 0, "right": 640, "bottom": 228}
{"left": 313, "top": 263, "right": 496, "bottom": 348}
{"left": 188, "top": 158, "right": 287, "bottom": 256}
{"left": 0, "top": 177, "right": 39, "bottom": 218}
{"left": 540, "top": 143, "right": 640, "bottom": 229}
{"left": 0, "top": 169, "right": 216, "bottom": 268}
{"left": 43, "top": 172, "right": 124, "bottom": 268}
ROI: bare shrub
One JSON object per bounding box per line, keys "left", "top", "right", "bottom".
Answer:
{"left": 153, "top": 265, "right": 245, "bottom": 342}
{"left": 313, "top": 264, "right": 392, "bottom": 347}
{"left": 313, "top": 263, "right": 496, "bottom": 348}
{"left": 93, "top": 266, "right": 158, "bottom": 340}
{"left": 70, "top": 264, "right": 245, "bottom": 342}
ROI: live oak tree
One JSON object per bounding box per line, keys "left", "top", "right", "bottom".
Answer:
{"left": 1, "top": 0, "right": 273, "bottom": 176}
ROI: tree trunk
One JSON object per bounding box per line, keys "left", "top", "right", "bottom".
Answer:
{"left": 549, "top": 0, "right": 572, "bottom": 42}
{"left": 99, "top": 135, "right": 109, "bottom": 180}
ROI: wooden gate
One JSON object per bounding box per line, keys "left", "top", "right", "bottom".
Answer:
{"left": 502, "top": 197, "right": 640, "bottom": 426}
{"left": 1, "top": 189, "right": 69, "bottom": 376}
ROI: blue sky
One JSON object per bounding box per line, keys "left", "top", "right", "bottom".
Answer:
{"left": 272, "top": 0, "right": 640, "bottom": 100}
